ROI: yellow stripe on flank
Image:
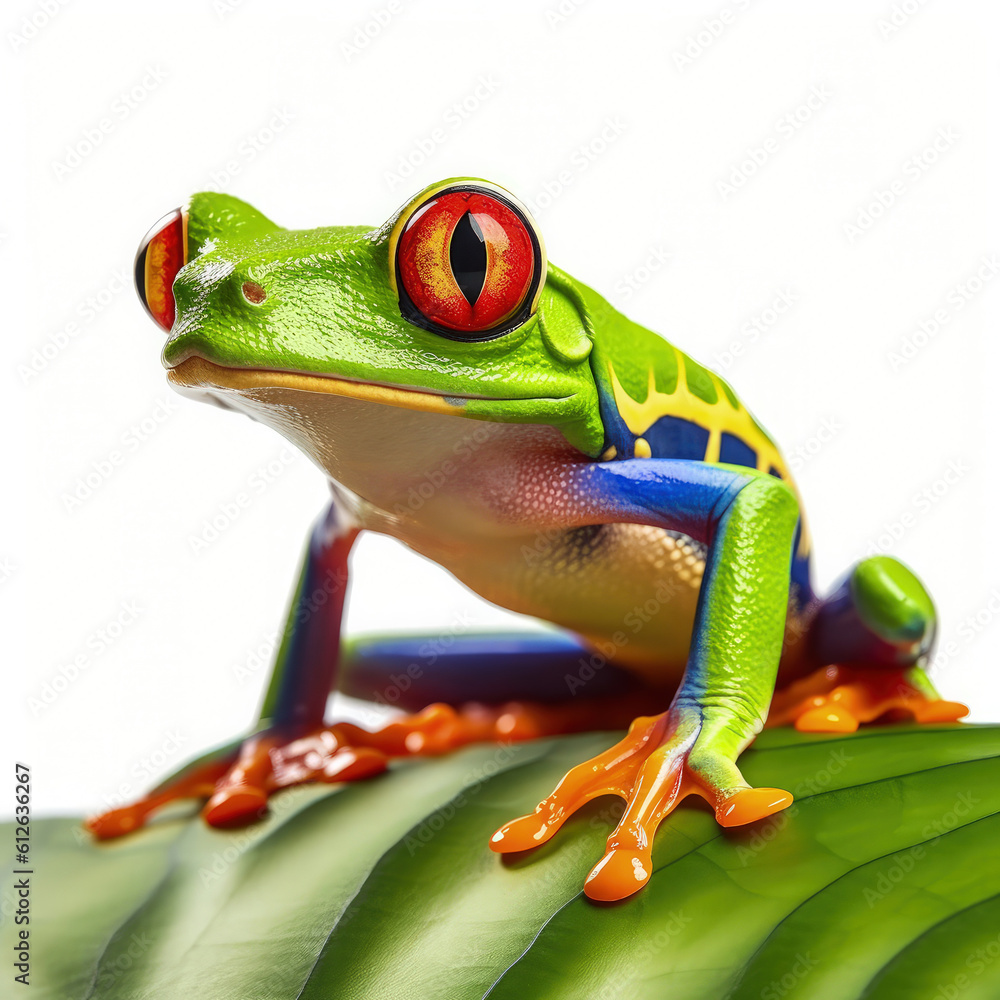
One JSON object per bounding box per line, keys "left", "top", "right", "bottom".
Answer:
{"left": 167, "top": 356, "right": 468, "bottom": 416}
{"left": 609, "top": 354, "right": 811, "bottom": 555}
{"left": 610, "top": 355, "right": 785, "bottom": 472}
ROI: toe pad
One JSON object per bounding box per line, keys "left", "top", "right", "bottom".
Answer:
{"left": 716, "top": 787, "right": 794, "bottom": 827}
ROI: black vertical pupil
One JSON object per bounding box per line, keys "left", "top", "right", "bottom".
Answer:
{"left": 449, "top": 211, "right": 488, "bottom": 306}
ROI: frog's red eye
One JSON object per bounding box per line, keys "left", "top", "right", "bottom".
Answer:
{"left": 135, "top": 208, "right": 187, "bottom": 332}
{"left": 392, "top": 185, "right": 544, "bottom": 339}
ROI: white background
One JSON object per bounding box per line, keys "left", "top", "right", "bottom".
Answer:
{"left": 4, "top": 0, "right": 999, "bottom": 819}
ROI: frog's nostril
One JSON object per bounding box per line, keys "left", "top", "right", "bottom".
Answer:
{"left": 135, "top": 208, "right": 187, "bottom": 332}
{"left": 242, "top": 281, "right": 267, "bottom": 304}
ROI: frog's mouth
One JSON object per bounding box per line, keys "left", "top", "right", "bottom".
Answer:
{"left": 167, "top": 355, "right": 512, "bottom": 415}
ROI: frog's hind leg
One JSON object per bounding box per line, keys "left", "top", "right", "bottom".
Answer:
{"left": 770, "top": 555, "right": 968, "bottom": 732}
{"left": 336, "top": 630, "right": 655, "bottom": 742}
{"left": 808, "top": 554, "right": 937, "bottom": 667}
{"left": 339, "top": 631, "right": 642, "bottom": 710}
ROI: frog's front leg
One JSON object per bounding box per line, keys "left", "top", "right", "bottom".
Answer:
{"left": 87, "top": 503, "right": 360, "bottom": 836}
{"left": 86, "top": 501, "right": 622, "bottom": 838}
{"left": 490, "top": 460, "right": 800, "bottom": 901}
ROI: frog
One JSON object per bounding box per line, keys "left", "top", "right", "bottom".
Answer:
{"left": 88, "top": 177, "right": 968, "bottom": 902}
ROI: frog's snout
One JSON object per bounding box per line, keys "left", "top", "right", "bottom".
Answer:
{"left": 135, "top": 207, "right": 187, "bottom": 333}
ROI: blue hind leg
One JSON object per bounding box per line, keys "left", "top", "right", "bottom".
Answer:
{"left": 808, "top": 555, "right": 937, "bottom": 668}
{"left": 771, "top": 555, "right": 968, "bottom": 731}
{"left": 338, "top": 631, "right": 643, "bottom": 712}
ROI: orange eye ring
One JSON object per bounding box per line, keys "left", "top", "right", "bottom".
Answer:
{"left": 390, "top": 182, "right": 545, "bottom": 341}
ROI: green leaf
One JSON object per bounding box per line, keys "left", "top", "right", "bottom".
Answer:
{"left": 6, "top": 724, "right": 1000, "bottom": 999}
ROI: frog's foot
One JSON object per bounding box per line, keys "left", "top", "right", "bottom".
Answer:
{"left": 84, "top": 733, "right": 374, "bottom": 840}
{"left": 86, "top": 695, "right": 649, "bottom": 840}
{"left": 767, "top": 664, "right": 969, "bottom": 733}
{"left": 85, "top": 752, "right": 238, "bottom": 839}
{"left": 490, "top": 705, "right": 792, "bottom": 901}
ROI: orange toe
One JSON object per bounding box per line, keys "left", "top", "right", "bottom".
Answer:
{"left": 912, "top": 700, "right": 969, "bottom": 723}
{"left": 489, "top": 813, "right": 555, "bottom": 854}
{"left": 202, "top": 784, "right": 269, "bottom": 828}
{"left": 85, "top": 806, "right": 145, "bottom": 840}
{"left": 584, "top": 848, "right": 652, "bottom": 901}
{"left": 317, "top": 746, "right": 388, "bottom": 783}
{"left": 716, "top": 787, "right": 794, "bottom": 827}
{"left": 795, "top": 706, "right": 859, "bottom": 733}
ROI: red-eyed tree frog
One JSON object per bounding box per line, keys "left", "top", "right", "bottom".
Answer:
{"left": 88, "top": 179, "right": 968, "bottom": 902}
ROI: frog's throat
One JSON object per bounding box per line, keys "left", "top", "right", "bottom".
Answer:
{"left": 167, "top": 355, "right": 502, "bottom": 416}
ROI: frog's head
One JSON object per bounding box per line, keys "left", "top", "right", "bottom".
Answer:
{"left": 136, "top": 178, "right": 604, "bottom": 457}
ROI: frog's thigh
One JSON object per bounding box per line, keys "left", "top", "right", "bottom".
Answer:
{"left": 338, "top": 631, "right": 642, "bottom": 709}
